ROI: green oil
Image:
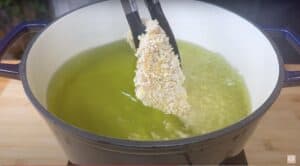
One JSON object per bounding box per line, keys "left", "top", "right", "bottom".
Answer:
{"left": 47, "top": 40, "right": 251, "bottom": 140}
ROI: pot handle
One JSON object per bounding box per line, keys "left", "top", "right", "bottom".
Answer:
{"left": 263, "top": 28, "right": 300, "bottom": 87}
{"left": 0, "top": 21, "right": 47, "bottom": 79}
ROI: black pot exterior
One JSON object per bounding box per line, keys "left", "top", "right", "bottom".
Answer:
{"left": 44, "top": 115, "right": 260, "bottom": 164}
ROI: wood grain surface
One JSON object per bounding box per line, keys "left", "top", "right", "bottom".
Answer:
{"left": 0, "top": 65, "right": 300, "bottom": 165}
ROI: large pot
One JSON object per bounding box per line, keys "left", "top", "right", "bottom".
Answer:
{"left": 0, "top": 0, "right": 300, "bottom": 164}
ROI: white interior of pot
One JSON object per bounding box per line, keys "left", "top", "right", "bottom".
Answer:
{"left": 26, "top": 0, "right": 279, "bottom": 115}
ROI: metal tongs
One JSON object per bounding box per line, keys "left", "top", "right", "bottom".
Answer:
{"left": 121, "top": 0, "right": 181, "bottom": 61}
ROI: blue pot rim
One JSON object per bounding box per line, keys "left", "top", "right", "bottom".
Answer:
{"left": 19, "top": 0, "right": 285, "bottom": 149}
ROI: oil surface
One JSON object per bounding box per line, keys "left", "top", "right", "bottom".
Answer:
{"left": 47, "top": 40, "right": 251, "bottom": 140}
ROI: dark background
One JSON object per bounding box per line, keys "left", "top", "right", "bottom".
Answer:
{"left": 0, "top": 0, "right": 49, "bottom": 59}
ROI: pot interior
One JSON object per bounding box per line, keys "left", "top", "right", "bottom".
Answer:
{"left": 25, "top": 0, "right": 279, "bottom": 122}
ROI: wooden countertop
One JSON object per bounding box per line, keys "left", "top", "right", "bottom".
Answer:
{"left": 0, "top": 65, "right": 300, "bottom": 165}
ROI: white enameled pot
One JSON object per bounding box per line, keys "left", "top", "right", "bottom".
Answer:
{"left": 1, "top": 0, "right": 299, "bottom": 164}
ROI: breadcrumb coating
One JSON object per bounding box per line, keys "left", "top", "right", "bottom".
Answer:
{"left": 132, "top": 20, "right": 190, "bottom": 117}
